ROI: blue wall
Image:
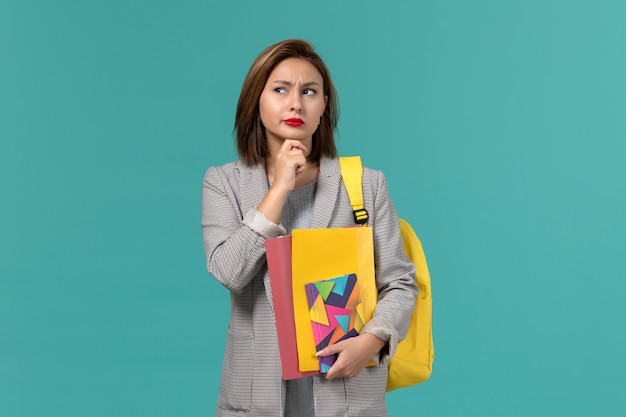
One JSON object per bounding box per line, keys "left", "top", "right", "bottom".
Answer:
{"left": 2, "top": 0, "right": 625, "bottom": 415}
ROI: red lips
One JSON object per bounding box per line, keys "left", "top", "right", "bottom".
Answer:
{"left": 284, "top": 118, "right": 304, "bottom": 127}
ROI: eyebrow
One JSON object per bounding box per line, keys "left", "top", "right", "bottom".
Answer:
{"left": 272, "top": 80, "right": 321, "bottom": 87}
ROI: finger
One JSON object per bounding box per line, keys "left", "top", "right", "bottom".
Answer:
{"left": 316, "top": 344, "right": 342, "bottom": 358}
{"left": 295, "top": 163, "right": 305, "bottom": 176}
{"left": 282, "top": 139, "right": 308, "bottom": 154}
{"left": 324, "top": 356, "right": 349, "bottom": 380}
{"left": 291, "top": 143, "right": 308, "bottom": 154}
{"left": 325, "top": 367, "right": 338, "bottom": 380}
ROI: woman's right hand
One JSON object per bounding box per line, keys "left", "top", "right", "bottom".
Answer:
{"left": 270, "top": 139, "right": 309, "bottom": 194}
{"left": 257, "top": 139, "right": 309, "bottom": 224}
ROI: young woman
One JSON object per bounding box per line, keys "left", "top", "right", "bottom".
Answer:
{"left": 202, "top": 39, "right": 418, "bottom": 417}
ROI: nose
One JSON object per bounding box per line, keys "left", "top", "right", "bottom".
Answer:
{"left": 290, "top": 94, "right": 303, "bottom": 112}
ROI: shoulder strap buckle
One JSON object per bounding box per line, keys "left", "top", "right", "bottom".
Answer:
{"left": 353, "top": 208, "right": 369, "bottom": 225}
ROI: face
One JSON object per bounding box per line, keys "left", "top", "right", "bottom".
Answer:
{"left": 259, "top": 58, "right": 328, "bottom": 152}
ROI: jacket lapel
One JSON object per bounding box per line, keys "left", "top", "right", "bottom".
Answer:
{"left": 238, "top": 162, "right": 269, "bottom": 214}
{"left": 311, "top": 157, "right": 342, "bottom": 228}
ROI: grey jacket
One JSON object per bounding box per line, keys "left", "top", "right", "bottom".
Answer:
{"left": 202, "top": 157, "right": 418, "bottom": 417}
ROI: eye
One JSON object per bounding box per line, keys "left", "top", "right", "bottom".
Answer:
{"left": 303, "top": 89, "right": 316, "bottom": 96}
{"left": 274, "top": 87, "right": 287, "bottom": 94}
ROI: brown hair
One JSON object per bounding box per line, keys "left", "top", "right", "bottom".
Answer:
{"left": 234, "top": 39, "right": 339, "bottom": 165}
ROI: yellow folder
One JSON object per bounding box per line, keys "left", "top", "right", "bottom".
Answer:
{"left": 292, "top": 226, "right": 378, "bottom": 372}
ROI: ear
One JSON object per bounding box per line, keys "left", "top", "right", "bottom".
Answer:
{"left": 322, "top": 95, "right": 328, "bottom": 116}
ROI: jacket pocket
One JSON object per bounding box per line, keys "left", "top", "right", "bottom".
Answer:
{"left": 218, "top": 328, "right": 254, "bottom": 412}
{"left": 345, "top": 365, "right": 388, "bottom": 416}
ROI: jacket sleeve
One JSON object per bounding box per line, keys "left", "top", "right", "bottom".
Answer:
{"left": 361, "top": 169, "right": 418, "bottom": 363}
{"left": 201, "top": 165, "right": 284, "bottom": 293}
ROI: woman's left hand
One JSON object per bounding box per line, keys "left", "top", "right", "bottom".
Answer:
{"left": 316, "top": 333, "right": 386, "bottom": 380}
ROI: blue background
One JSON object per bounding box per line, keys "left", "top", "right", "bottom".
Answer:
{"left": 2, "top": 0, "right": 625, "bottom": 416}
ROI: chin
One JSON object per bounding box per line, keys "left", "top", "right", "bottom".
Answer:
{"left": 281, "top": 134, "right": 308, "bottom": 142}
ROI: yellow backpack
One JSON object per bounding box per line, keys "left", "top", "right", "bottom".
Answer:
{"left": 339, "top": 156, "right": 434, "bottom": 391}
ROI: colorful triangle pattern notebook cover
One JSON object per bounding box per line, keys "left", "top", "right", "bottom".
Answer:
{"left": 304, "top": 273, "right": 364, "bottom": 373}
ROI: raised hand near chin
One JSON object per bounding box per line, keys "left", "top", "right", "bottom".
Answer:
{"left": 257, "top": 139, "right": 310, "bottom": 224}
{"left": 271, "top": 139, "right": 309, "bottom": 193}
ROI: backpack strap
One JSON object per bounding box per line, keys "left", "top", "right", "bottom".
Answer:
{"left": 339, "top": 156, "right": 369, "bottom": 225}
